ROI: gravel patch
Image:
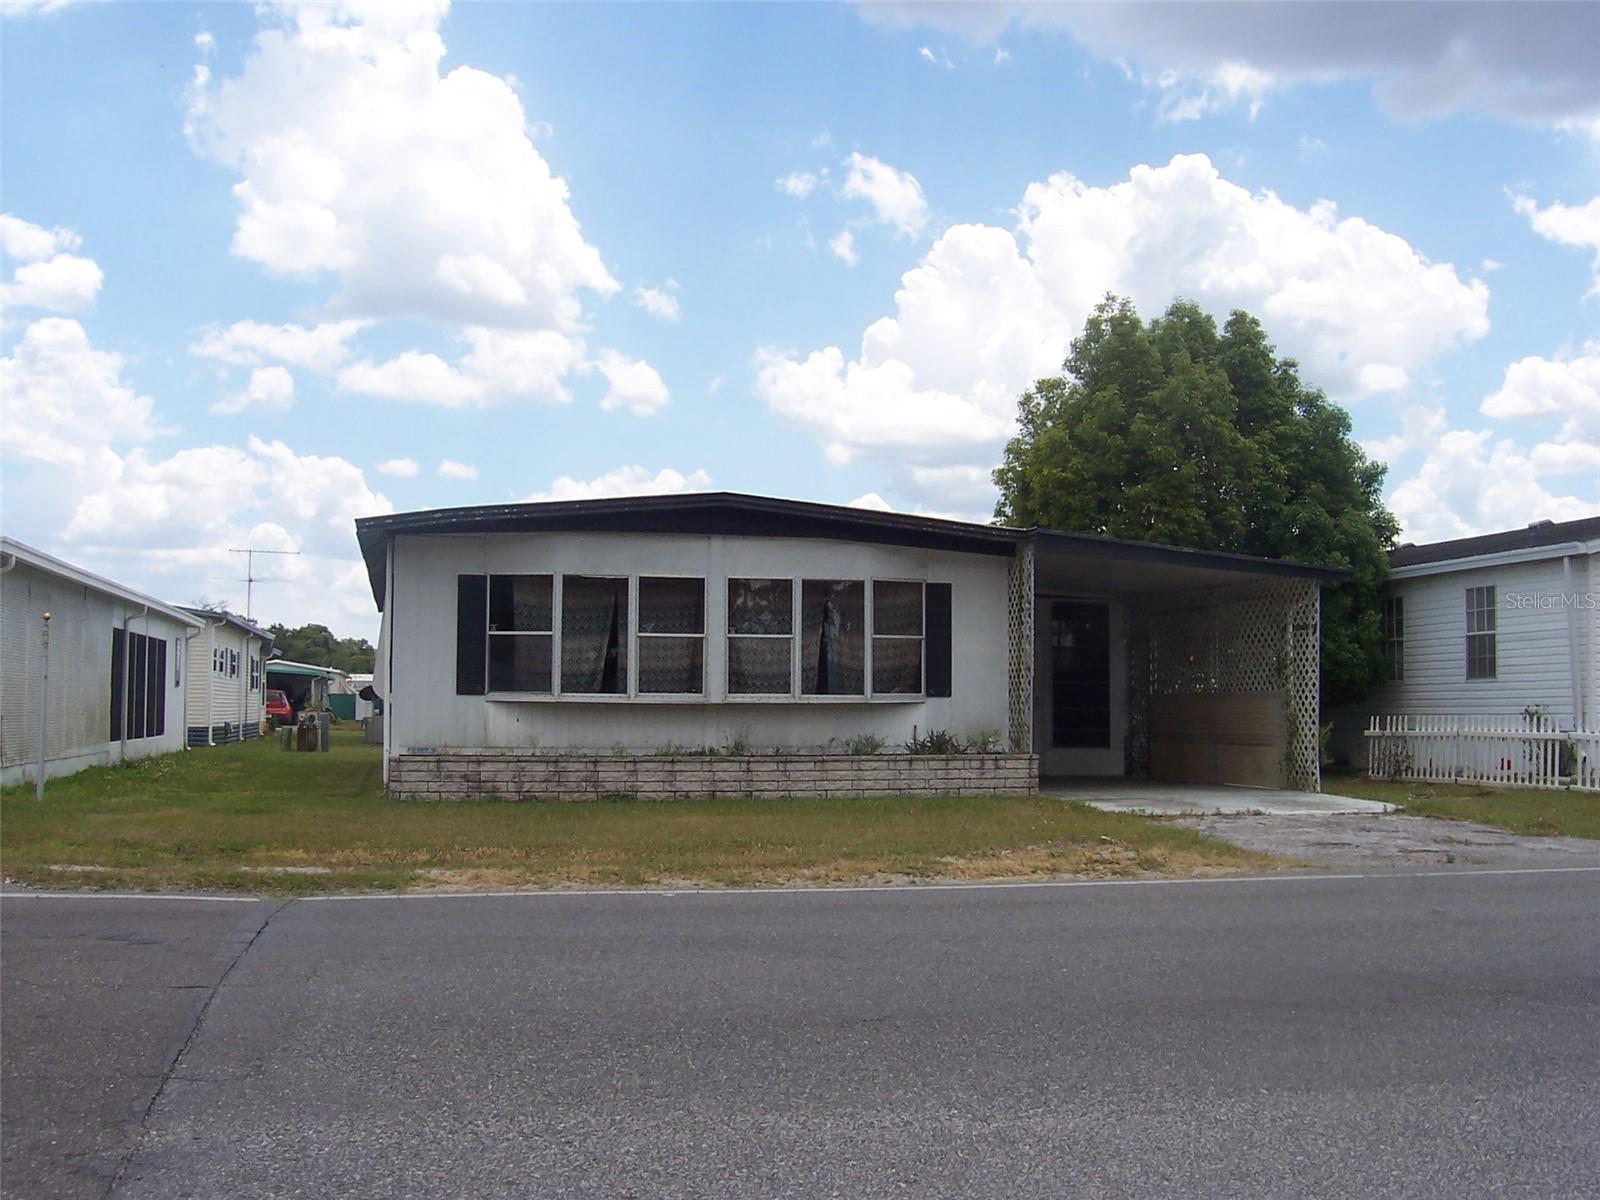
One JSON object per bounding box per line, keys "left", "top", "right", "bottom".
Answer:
{"left": 1174, "top": 812, "right": 1600, "bottom": 869}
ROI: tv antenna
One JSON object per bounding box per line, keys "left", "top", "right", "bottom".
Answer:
{"left": 229, "top": 547, "right": 300, "bottom": 620}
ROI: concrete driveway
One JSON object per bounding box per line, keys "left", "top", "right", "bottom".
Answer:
{"left": 1042, "top": 777, "right": 1396, "bottom": 816}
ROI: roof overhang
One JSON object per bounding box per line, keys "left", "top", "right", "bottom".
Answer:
{"left": 179, "top": 606, "right": 275, "bottom": 650}
{"left": 1, "top": 537, "right": 204, "bottom": 628}
{"left": 353, "top": 493, "right": 1348, "bottom": 610}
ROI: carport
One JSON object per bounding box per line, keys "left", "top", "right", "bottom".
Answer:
{"left": 1006, "top": 532, "right": 1344, "bottom": 792}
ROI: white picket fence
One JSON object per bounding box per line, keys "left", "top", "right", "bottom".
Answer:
{"left": 1365, "top": 714, "right": 1600, "bottom": 792}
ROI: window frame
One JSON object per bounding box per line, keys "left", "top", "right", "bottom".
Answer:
{"left": 1381, "top": 595, "right": 1404, "bottom": 683}
{"left": 869, "top": 578, "right": 926, "bottom": 698}
{"left": 726, "top": 576, "right": 797, "bottom": 699}
{"left": 636, "top": 574, "right": 707, "bottom": 697}
{"left": 558, "top": 572, "right": 632, "bottom": 698}
{"left": 1465, "top": 585, "right": 1496, "bottom": 681}
{"left": 486, "top": 572, "right": 556, "bottom": 696}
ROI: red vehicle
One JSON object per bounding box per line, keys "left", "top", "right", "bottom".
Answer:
{"left": 265, "top": 689, "right": 293, "bottom": 724}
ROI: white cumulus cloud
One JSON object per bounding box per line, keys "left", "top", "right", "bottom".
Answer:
{"left": 375, "top": 457, "right": 419, "bottom": 477}
{"left": 189, "top": 319, "right": 370, "bottom": 372}
{"left": 209, "top": 364, "right": 296, "bottom": 416}
{"left": 633, "top": 284, "right": 681, "bottom": 321}
{"left": 756, "top": 153, "right": 1488, "bottom": 507}
{"left": 1512, "top": 193, "right": 1600, "bottom": 293}
{"left": 841, "top": 152, "right": 929, "bottom": 237}
{"left": 338, "top": 327, "right": 585, "bottom": 407}
{"left": 593, "top": 350, "right": 670, "bottom": 416}
{"left": 0, "top": 318, "right": 158, "bottom": 465}
{"left": 185, "top": 1, "right": 617, "bottom": 330}
{"left": 436, "top": 458, "right": 478, "bottom": 480}
{"left": 524, "top": 465, "right": 712, "bottom": 502}
{"left": 829, "top": 229, "right": 859, "bottom": 267}
{"left": 0, "top": 213, "right": 102, "bottom": 311}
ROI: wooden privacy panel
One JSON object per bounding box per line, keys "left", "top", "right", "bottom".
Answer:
{"left": 1128, "top": 577, "right": 1321, "bottom": 792}
{"left": 1149, "top": 691, "right": 1289, "bottom": 787}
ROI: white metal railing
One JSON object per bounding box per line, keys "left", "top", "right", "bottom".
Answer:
{"left": 1365, "top": 713, "right": 1600, "bottom": 792}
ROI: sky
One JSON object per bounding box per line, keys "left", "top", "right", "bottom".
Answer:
{"left": 3, "top": 0, "right": 1599, "bottom": 640}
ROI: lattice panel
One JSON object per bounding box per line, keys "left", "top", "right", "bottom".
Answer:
{"left": 1126, "top": 577, "right": 1322, "bottom": 791}
{"left": 1006, "top": 544, "right": 1035, "bottom": 753}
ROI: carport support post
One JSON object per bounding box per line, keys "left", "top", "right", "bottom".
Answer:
{"left": 34, "top": 612, "right": 50, "bottom": 802}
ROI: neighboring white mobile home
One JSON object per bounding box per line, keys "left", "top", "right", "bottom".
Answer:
{"left": 356, "top": 494, "right": 1341, "bottom": 799}
{"left": 179, "top": 608, "right": 274, "bottom": 746}
{"left": 1329, "top": 515, "right": 1600, "bottom": 763}
{"left": 1, "top": 538, "right": 201, "bottom": 785}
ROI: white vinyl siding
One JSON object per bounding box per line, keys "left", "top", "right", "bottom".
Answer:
{"left": 1345, "top": 556, "right": 1598, "bottom": 732}
{"left": 184, "top": 622, "right": 268, "bottom": 738}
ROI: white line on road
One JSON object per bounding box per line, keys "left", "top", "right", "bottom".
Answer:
{"left": 8, "top": 864, "right": 1598, "bottom": 905}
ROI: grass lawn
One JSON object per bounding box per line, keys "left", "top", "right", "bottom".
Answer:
{"left": 1, "top": 728, "right": 1272, "bottom": 894}
{"left": 1327, "top": 771, "right": 1600, "bottom": 840}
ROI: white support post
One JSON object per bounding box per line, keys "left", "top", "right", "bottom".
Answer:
{"left": 35, "top": 612, "right": 51, "bottom": 801}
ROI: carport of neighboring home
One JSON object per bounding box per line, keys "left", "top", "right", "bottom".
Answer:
{"left": 1020, "top": 531, "right": 1343, "bottom": 792}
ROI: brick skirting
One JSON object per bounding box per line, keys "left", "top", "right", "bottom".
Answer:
{"left": 389, "top": 751, "right": 1040, "bottom": 802}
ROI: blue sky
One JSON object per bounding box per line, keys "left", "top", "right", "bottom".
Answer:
{"left": 3, "top": 1, "right": 1599, "bottom": 638}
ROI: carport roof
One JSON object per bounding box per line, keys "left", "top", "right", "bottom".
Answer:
{"left": 354, "top": 492, "right": 1348, "bottom": 609}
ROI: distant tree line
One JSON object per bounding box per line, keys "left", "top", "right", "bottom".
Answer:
{"left": 266, "top": 623, "right": 377, "bottom": 674}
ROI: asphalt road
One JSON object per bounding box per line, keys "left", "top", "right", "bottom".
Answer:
{"left": 4, "top": 870, "right": 1599, "bottom": 1199}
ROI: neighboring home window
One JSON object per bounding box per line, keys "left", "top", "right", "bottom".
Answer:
{"left": 561, "top": 575, "right": 628, "bottom": 694}
{"left": 1465, "top": 585, "right": 1496, "bottom": 680}
{"left": 801, "top": 580, "right": 865, "bottom": 696}
{"left": 229, "top": 649, "right": 240, "bottom": 679}
{"left": 638, "top": 577, "right": 705, "bottom": 694}
{"left": 174, "top": 638, "right": 182, "bottom": 687}
{"left": 488, "top": 574, "right": 553, "bottom": 693}
{"left": 213, "top": 647, "right": 223, "bottom": 674}
{"left": 1381, "top": 596, "right": 1404, "bottom": 682}
{"left": 110, "top": 629, "right": 167, "bottom": 741}
{"left": 871, "top": 580, "right": 923, "bottom": 695}
{"left": 249, "top": 656, "right": 262, "bottom": 691}
{"left": 727, "top": 578, "right": 793, "bottom": 695}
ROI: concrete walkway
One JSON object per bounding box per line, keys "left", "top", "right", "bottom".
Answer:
{"left": 1041, "top": 777, "right": 1395, "bottom": 816}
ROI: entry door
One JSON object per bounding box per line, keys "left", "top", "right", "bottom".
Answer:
{"left": 1050, "top": 600, "right": 1110, "bottom": 748}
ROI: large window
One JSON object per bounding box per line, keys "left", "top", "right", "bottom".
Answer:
{"left": 639, "top": 577, "right": 705, "bottom": 694}
{"left": 871, "top": 580, "right": 923, "bottom": 694}
{"left": 1381, "top": 595, "right": 1404, "bottom": 682}
{"left": 801, "top": 579, "right": 865, "bottom": 696}
{"left": 111, "top": 629, "right": 167, "bottom": 741}
{"left": 561, "top": 575, "right": 628, "bottom": 694}
{"left": 1466, "top": 585, "right": 1496, "bottom": 680}
{"left": 489, "top": 574, "right": 553, "bottom": 692}
{"left": 727, "top": 578, "right": 792, "bottom": 694}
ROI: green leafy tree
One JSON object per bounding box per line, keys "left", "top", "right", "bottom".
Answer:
{"left": 994, "top": 296, "right": 1398, "bottom": 706}
{"left": 266, "top": 623, "right": 377, "bottom": 675}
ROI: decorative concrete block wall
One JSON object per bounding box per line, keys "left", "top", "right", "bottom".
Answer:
{"left": 389, "top": 751, "right": 1039, "bottom": 802}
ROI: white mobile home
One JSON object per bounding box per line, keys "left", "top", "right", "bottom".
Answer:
{"left": 179, "top": 608, "right": 274, "bottom": 746}
{"left": 356, "top": 495, "right": 1341, "bottom": 800}
{"left": 1330, "top": 515, "right": 1600, "bottom": 763}
{"left": 1, "top": 538, "right": 201, "bottom": 785}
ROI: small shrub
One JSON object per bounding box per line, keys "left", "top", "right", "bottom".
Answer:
{"left": 965, "top": 729, "right": 1002, "bottom": 754}
{"left": 845, "top": 732, "right": 887, "bottom": 756}
{"left": 905, "top": 726, "right": 966, "bottom": 755}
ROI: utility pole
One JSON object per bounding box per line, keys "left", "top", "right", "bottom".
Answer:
{"left": 35, "top": 612, "right": 50, "bottom": 802}
{"left": 229, "top": 547, "right": 300, "bottom": 620}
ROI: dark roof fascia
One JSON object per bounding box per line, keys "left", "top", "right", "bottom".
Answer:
{"left": 355, "top": 493, "right": 1025, "bottom": 607}
{"left": 1389, "top": 515, "right": 1600, "bottom": 568}
{"left": 180, "top": 606, "right": 275, "bottom": 649}
{"left": 1028, "top": 529, "right": 1350, "bottom": 582}
{"left": 353, "top": 492, "right": 1349, "bottom": 608}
